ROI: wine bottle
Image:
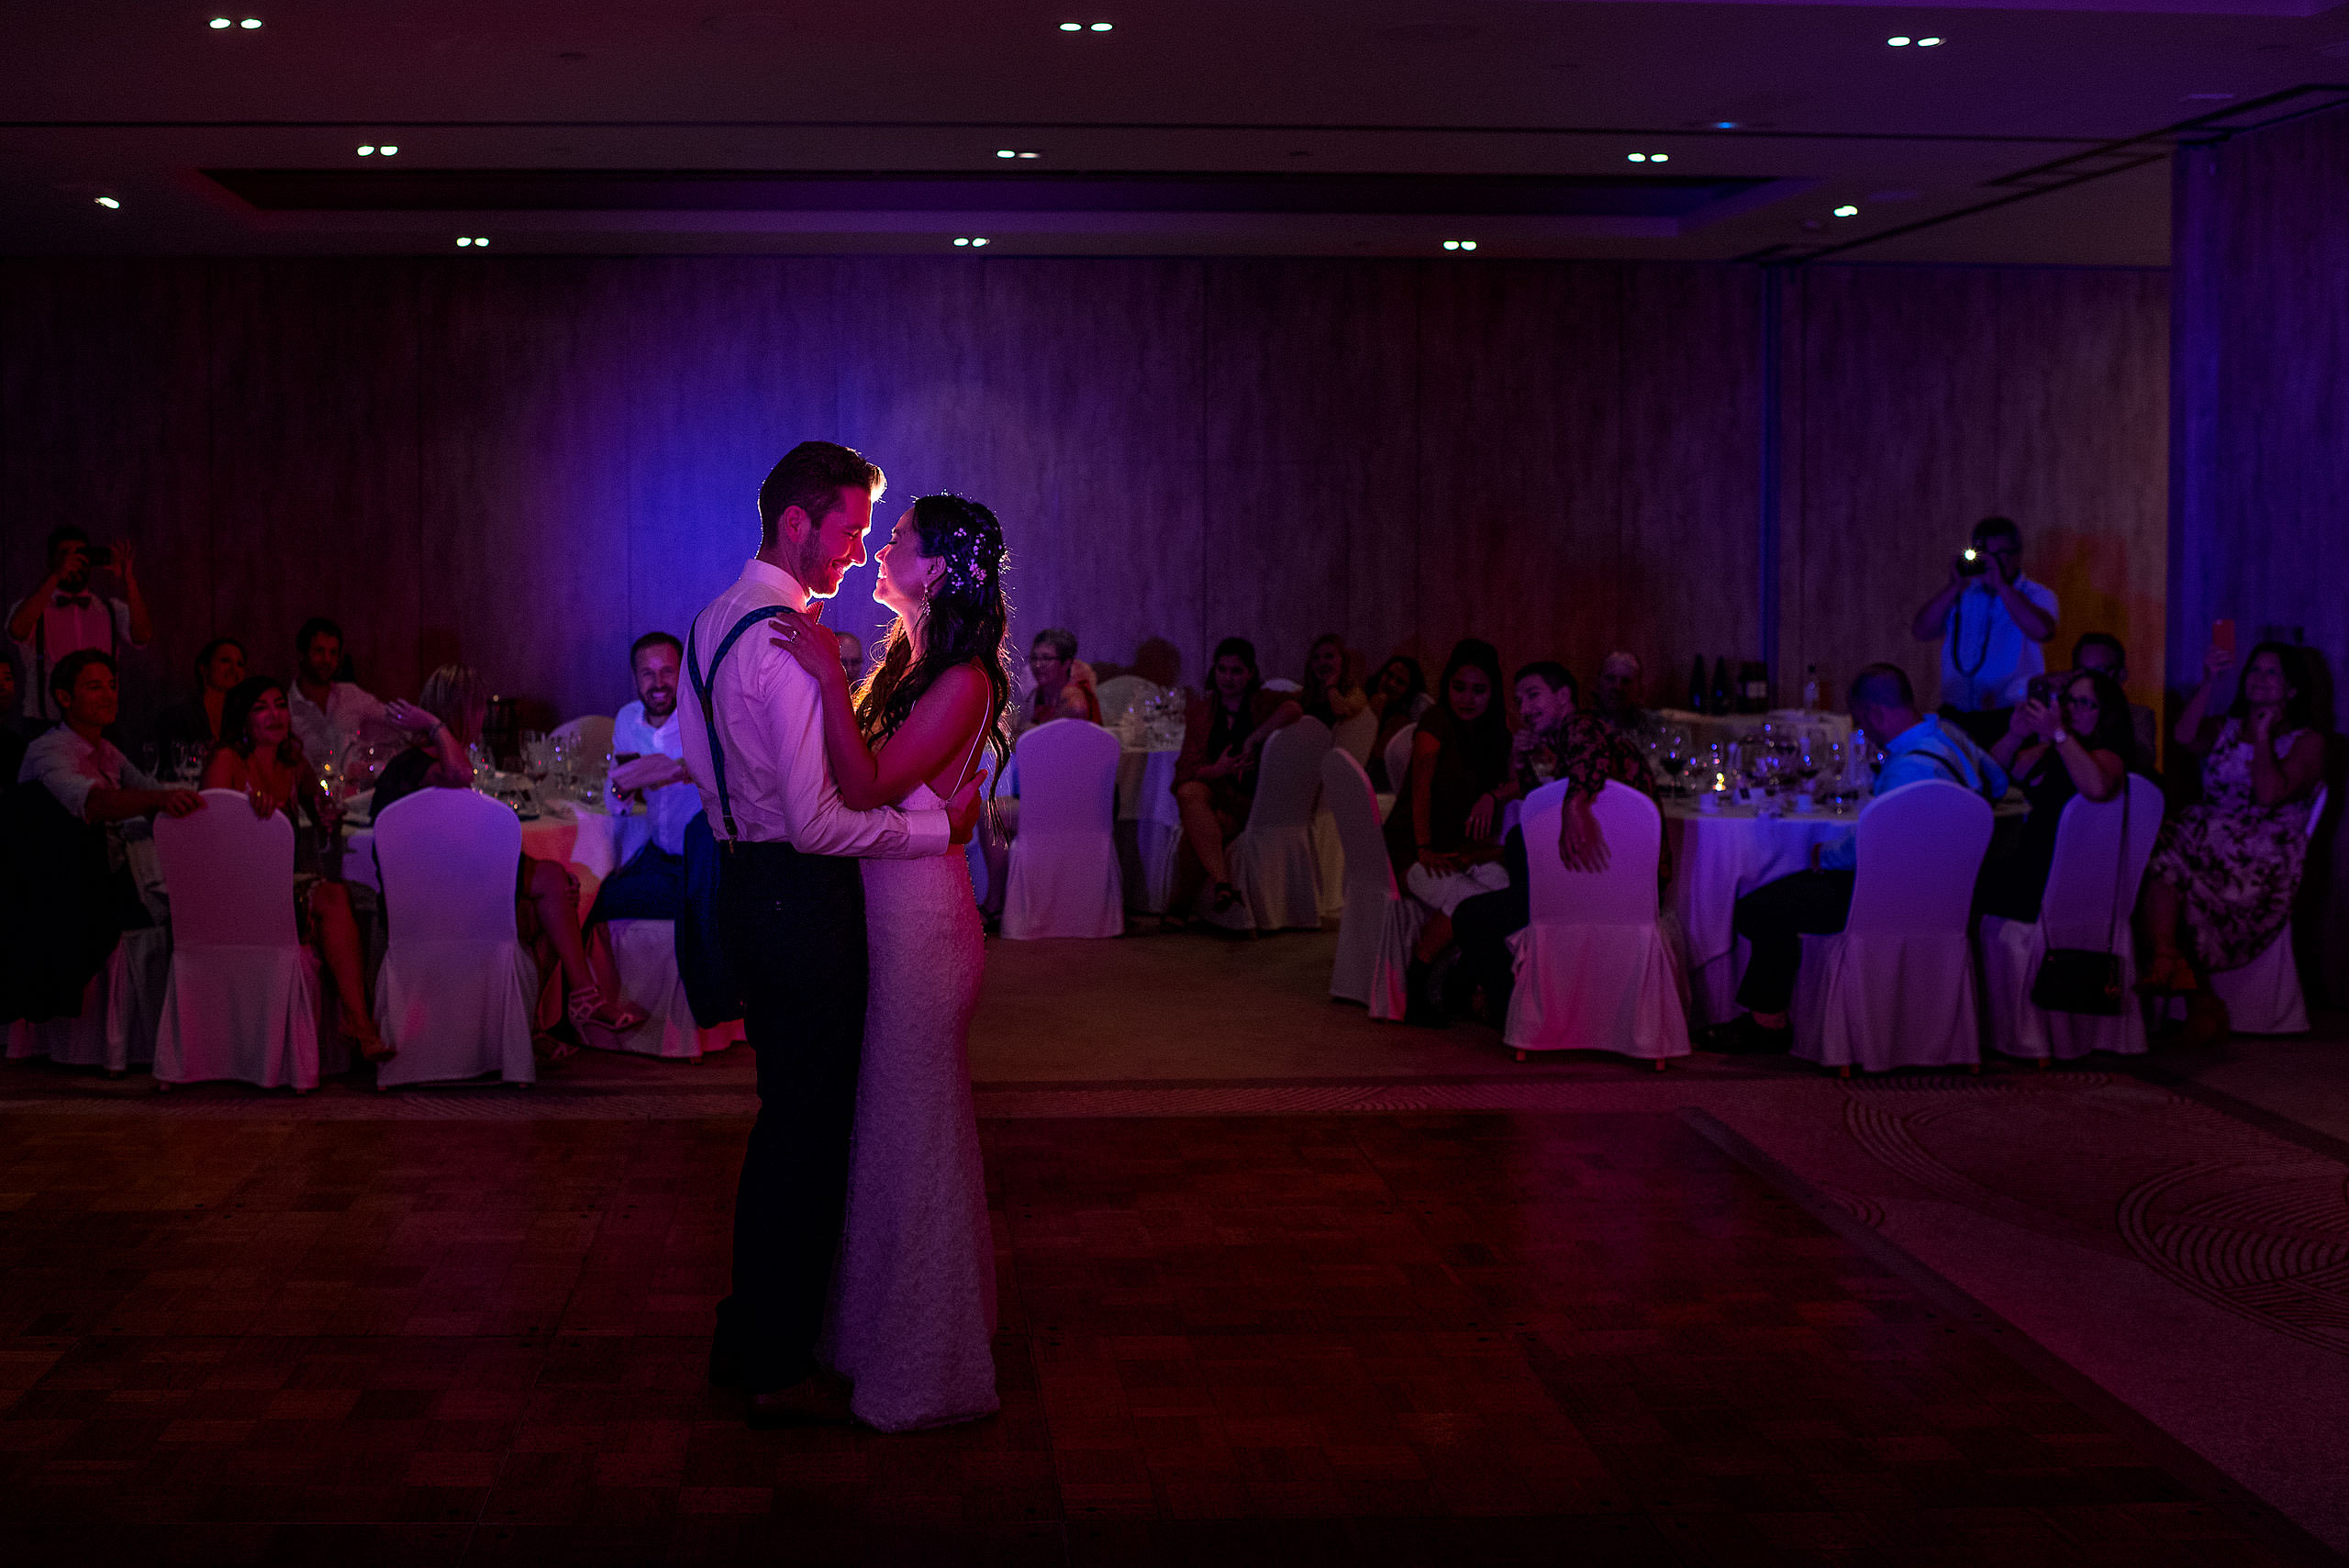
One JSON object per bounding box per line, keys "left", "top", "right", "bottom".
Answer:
{"left": 1709, "top": 656, "right": 1730, "bottom": 717}
{"left": 1687, "top": 656, "right": 1707, "bottom": 714}
{"left": 1739, "top": 661, "right": 1768, "bottom": 714}
{"left": 1800, "top": 664, "right": 1820, "bottom": 711}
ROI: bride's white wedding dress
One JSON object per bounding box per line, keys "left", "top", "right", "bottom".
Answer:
{"left": 824, "top": 773, "right": 999, "bottom": 1431}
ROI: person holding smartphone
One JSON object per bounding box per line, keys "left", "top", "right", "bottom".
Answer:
{"left": 7, "top": 526, "right": 153, "bottom": 725}
{"left": 1909, "top": 515, "right": 2058, "bottom": 749}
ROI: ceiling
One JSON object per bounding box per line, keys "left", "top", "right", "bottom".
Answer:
{"left": 4, "top": 0, "right": 2346, "bottom": 266}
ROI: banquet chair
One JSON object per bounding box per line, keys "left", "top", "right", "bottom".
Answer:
{"left": 6, "top": 930, "right": 169, "bottom": 1074}
{"left": 1226, "top": 717, "right": 1332, "bottom": 931}
{"left": 1094, "top": 674, "right": 1158, "bottom": 725}
{"left": 1980, "top": 775, "right": 2164, "bottom": 1062}
{"left": 1790, "top": 779, "right": 1994, "bottom": 1073}
{"left": 1505, "top": 781, "right": 1690, "bottom": 1064}
{"left": 150, "top": 789, "right": 324, "bottom": 1091}
{"left": 2203, "top": 783, "right": 2328, "bottom": 1035}
{"left": 370, "top": 788, "right": 538, "bottom": 1086}
{"left": 1382, "top": 723, "right": 1418, "bottom": 797}
{"left": 1322, "top": 749, "right": 1425, "bottom": 1012}
{"left": 1331, "top": 706, "right": 1378, "bottom": 767}
{"left": 1002, "top": 718, "right": 1125, "bottom": 940}
{"left": 551, "top": 713, "right": 615, "bottom": 765}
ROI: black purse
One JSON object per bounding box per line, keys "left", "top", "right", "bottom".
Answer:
{"left": 2029, "top": 780, "right": 2130, "bottom": 1016}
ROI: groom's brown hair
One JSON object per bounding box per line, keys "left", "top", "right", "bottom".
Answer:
{"left": 758, "top": 441, "right": 886, "bottom": 550}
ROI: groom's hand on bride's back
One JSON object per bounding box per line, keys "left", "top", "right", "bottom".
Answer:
{"left": 945, "top": 771, "right": 988, "bottom": 846}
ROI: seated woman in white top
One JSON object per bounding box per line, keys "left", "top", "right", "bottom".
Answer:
{"left": 0, "top": 650, "right": 202, "bottom": 1039}
{"left": 202, "top": 676, "right": 389, "bottom": 1062}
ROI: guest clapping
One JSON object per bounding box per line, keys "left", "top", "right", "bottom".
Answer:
{"left": 1977, "top": 669, "right": 2141, "bottom": 923}
{"left": 370, "top": 664, "right": 649, "bottom": 1050}
{"left": 8, "top": 528, "right": 153, "bottom": 725}
{"left": 1171, "top": 637, "right": 1302, "bottom": 920}
{"left": 1384, "top": 639, "right": 1512, "bottom": 1025}
{"left": 154, "top": 637, "right": 247, "bottom": 756}
{"left": 2137, "top": 640, "right": 2328, "bottom": 1043}
{"left": 1909, "top": 516, "right": 2058, "bottom": 747}
{"left": 201, "top": 677, "right": 389, "bottom": 1062}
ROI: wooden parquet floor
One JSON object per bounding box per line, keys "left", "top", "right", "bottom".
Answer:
{"left": 0, "top": 1109, "right": 2300, "bottom": 1566}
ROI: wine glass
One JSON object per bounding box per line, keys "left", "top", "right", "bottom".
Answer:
{"left": 522, "top": 736, "right": 553, "bottom": 810}
{"left": 1657, "top": 729, "right": 1690, "bottom": 797}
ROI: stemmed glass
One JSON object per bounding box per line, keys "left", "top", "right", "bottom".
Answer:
{"left": 521, "top": 734, "right": 553, "bottom": 811}
{"left": 1657, "top": 728, "right": 1690, "bottom": 798}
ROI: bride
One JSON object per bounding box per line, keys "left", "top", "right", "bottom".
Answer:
{"left": 770, "top": 492, "right": 1009, "bottom": 1431}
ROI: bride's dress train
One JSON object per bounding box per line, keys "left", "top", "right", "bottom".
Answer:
{"left": 825, "top": 780, "right": 998, "bottom": 1431}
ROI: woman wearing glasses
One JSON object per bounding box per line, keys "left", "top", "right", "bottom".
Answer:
{"left": 1976, "top": 667, "right": 2143, "bottom": 922}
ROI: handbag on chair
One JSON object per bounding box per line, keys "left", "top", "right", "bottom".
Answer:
{"left": 2029, "top": 780, "right": 2129, "bottom": 1016}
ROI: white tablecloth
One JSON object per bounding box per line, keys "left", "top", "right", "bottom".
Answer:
{"left": 1117, "top": 749, "right": 1181, "bottom": 912}
{"left": 1664, "top": 801, "right": 1854, "bottom": 1028}
{"left": 346, "top": 798, "right": 622, "bottom": 903}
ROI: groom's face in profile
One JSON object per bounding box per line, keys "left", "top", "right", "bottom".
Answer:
{"left": 786, "top": 486, "right": 875, "bottom": 601}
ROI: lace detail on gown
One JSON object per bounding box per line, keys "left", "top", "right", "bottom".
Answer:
{"left": 825, "top": 780, "right": 999, "bottom": 1430}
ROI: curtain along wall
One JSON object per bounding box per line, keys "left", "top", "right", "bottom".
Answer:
{"left": 0, "top": 255, "right": 2165, "bottom": 743}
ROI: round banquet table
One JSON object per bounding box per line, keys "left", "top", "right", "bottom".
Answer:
{"left": 1117, "top": 748, "right": 1182, "bottom": 912}
{"left": 1661, "top": 797, "right": 1854, "bottom": 1028}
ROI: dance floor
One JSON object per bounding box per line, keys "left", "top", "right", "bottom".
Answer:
{"left": 1, "top": 932, "right": 2343, "bottom": 1565}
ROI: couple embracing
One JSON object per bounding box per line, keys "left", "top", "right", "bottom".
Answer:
{"left": 679, "top": 440, "right": 1008, "bottom": 1432}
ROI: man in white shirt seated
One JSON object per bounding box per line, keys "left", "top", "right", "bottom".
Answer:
{"left": 1910, "top": 515, "right": 2059, "bottom": 749}
{"left": 590, "top": 631, "right": 700, "bottom": 922}
{"left": 7, "top": 528, "right": 153, "bottom": 725}
{"left": 0, "top": 650, "right": 203, "bottom": 1029}
{"left": 288, "top": 617, "right": 392, "bottom": 767}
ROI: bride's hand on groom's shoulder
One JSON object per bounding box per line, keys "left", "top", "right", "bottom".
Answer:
{"left": 769, "top": 611, "right": 841, "bottom": 683}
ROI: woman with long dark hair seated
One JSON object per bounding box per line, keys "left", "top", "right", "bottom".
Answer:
{"left": 1170, "top": 636, "right": 1303, "bottom": 922}
{"left": 1976, "top": 667, "right": 2143, "bottom": 924}
{"left": 154, "top": 636, "right": 247, "bottom": 759}
{"left": 2138, "top": 639, "right": 2329, "bottom": 1043}
{"left": 1364, "top": 654, "right": 1431, "bottom": 791}
{"left": 1384, "top": 639, "right": 1512, "bottom": 1025}
{"left": 368, "top": 663, "right": 648, "bottom": 1051}
{"left": 201, "top": 675, "right": 390, "bottom": 1062}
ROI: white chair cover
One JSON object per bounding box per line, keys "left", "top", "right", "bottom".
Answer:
{"left": 2205, "top": 784, "right": 2327, "bottom": 1034}
{"left": 1228, "top": 717, "right": 1333, "bottom": 930}
{"left": 1003, "top": 719, "right": 1125, "bottom": 940}
{"left": 1382, "top": 723, "right": 1418, "bottom": 797}
{"left": 371, "top": 789, "right": 539, "bottom": 1086}
{"left": 589, "top": 918, "right": 745, "bottom": 1060}
{"left": 551, "top": 713, "right": 614, "bottom": 762}
{"left": 1331, "top": 706, "right": 1378, "bottom": 767}
{"left": 1981, "top": 775, "right": 2164, "bottom": 1062}
{"left": 1322, "top": 750, "right": 1426, "bottom": 1012}
{"left": 1311, "top": 808, "right": 1347, "bottom": 921}
{"left": 150, "top": 791, "right": 324, "bottom": 1090}
{"left": 1505, "top": 782, "right": 1690, "bottom": 1060}
{"left": 1095, "top": 675, "right": 1158, "bottom": 724}
{"left": 6, "top": 928, "right": 169, "bottom": 1073}
{"left": 1791, "top": 779, "right": 1994, "bottom": 1073}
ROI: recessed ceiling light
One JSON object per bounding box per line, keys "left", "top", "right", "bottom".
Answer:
{"left": 996, "top": 149, "right": 1017, "bottom": 158}
{"left": 971, "top": 237, "right": 989, "bottom": 246}
{"left": 95, "top": 196, "right": 120, "bottom": 209}
{"left": 1918, "top": 36, "right": 1943, "bottom": 46}
{"left": 1833, "top": 204, "right": 1860, "bottom": 217}
{"left": 1627, "top": 151, "right": 1669, "bottom": 163}
{"left": 456, "top": 236, "right": 488, "bottom": 247}
{"left": 1442, "top": 239, "right": 1476, "bottom": 251}
{"left": 1017, "top": 150, "right": 1039, "bottom": 159}
{"left": 1651, "top": 152, "right": 1669, "bottom": 162}
{"left": 457, "top": 237, "right": 472, "bottom": 247}
{"left": 1059, "top": 21, "right": 1081, "bottom": 29}
{"left": 239, "top": 17, "right": 261, "bottom": 28}
{"left": 379, "top": 144, "right": 397, "bottom": 156}
{"left": 208, "top": 17, "right": 230, "bottom": 28}
{"left": 1089, "top": 20, "right": 1111, "bottom": 29}
{"left": 1887, "top": 35, "right": 1911, "bottom": 46}
{"left": 1712, "top": 121, "right": 1740, "bottom": 129}
{"left": 358, "top": 145, "right": 375, "bottom": 156}
{"left": 953, "top": 238, "right": 970, "bottom": 246}
{"left": 1627, "top": 153, "right": 1647, "bottom": 162}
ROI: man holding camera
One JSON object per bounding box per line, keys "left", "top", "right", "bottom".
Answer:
{"left": 1909, "top": 515, "right": 2057, "bottom": 749}
{"left": 8, "top": 527, "right": 153, "bottom": 726}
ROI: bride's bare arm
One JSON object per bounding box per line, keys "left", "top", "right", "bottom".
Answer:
{"left": 773, "top": 616, "right": 991, "bottom": 809}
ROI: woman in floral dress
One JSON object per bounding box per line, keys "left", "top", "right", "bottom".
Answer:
{"left": 2139, "top": 639, "right": 2328, "bottom": 1041}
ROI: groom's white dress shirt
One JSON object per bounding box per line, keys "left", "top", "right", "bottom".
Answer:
{"left": 677, "top": 557, "right": 949, "bottom": 858}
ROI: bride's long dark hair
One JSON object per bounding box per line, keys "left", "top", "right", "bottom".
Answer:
{"left": 853, "top": 493, "right": 1013, "bottom": 784}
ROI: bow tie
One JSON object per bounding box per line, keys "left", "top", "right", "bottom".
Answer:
{"left": 53, "top": 594, "right": 93, "bottom": 610}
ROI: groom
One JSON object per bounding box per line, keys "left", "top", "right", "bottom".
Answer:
{"left": 680, "top": 440, "right": 984, "bottom": 1428}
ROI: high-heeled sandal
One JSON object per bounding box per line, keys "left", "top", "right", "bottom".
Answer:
{"left": 2134, "top": 950, "right": 2199, "bottom": 995}
{"left": 568, "top": 983, "right": 651, "bottom": 1035}
{"left": 340, "top": 1012, "right": 395, "bottom": 1062}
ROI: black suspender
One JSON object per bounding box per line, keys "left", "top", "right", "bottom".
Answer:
{"left": 685, "top": 604, "right": 788, "bottom": 845}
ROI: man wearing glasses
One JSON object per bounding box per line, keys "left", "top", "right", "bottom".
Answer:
{"left": 1910, "top": 515, "right": 2057, "bottom": 748}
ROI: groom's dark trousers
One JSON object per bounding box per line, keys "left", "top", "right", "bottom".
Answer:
{"left": 711, "top": 840, "right": 867, "bottom": 1395}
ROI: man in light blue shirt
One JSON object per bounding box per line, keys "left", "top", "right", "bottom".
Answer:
{"left": 1910, "top": 516, "right": 2058, "bottom": 748}
{"left": 1701, "top": 662, "right": 2008, "bottom": 1055}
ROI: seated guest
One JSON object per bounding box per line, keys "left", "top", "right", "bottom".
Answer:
{"left": 371, "top": 664, "right": 650, "bottom": 1049}
{"left": 154, "top": 636, "right": 247, "bottom": 755}
{"left": 1593, "top": 651, "right": 1656, "bottom": 738}
{"left": 8, "top": 528, "right": 152, "bottom": 725}
{"left": 0, "top": 654, "right": 25, "bottom": 792}
{"left": 1299, "top": 632, "right": 1368, "bottom": 728}
{"left": 1365, "top": 654, "right": 1432, "bottom": 790}
{"left": 0, "top": 651, "right": 202, "bottom": 1033}
{"left": 2138, "top": 639, "right": 2328, "bottom": 1043}
{"left": 2070, "top": 632, "right": 2160, "bottom": 762}
{"left": 1384, "top": 639, "right": 1512, "bottom": 1025}
{"left": 288, "top": 617, "right": 390, "bottom": 766}
{"left": 1702, "top": 662, "right": 2009, "bottom": 1053}
{"left": 1015, "top": 628, "right": 1102, "bottom": 732}
{"left": 1453, "top": 662, "right": 1664, "bottom": 1022}
{"left": 836, "top": 629, "right": 867, "bottom": 688}
{"left": 201, "top": 677, "right": 390, "bottom": 1062}
{"left": 1170, "top": 636, "right": 1303, "bottom": 921}
{"left": 1976, "top": 668, "right": 2139, "bottom": 924}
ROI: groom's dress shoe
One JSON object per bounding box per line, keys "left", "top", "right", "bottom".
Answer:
{"left": 746, "top": 1369, "right": 853, "bottom": 1430}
